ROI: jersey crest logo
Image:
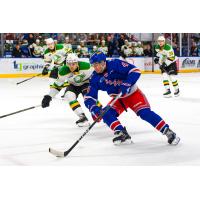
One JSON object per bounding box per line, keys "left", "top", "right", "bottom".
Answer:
{"left": 121, "top": 62, "right": 129, "bottom": 67}
{"left": 100, "top": 77, "right": 105, "bottom": 83}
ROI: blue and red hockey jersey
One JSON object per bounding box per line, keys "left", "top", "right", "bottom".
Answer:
{"left": 84, "top": 59, "right": 141, "bottom": 112}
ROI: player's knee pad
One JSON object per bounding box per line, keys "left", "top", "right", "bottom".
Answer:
{"left": 162, "top": 72, "right": 169, "bottom": 80}
{"left": 169, "top": 74, "right": 178, "bottom": 82}
{"left": 65, "top": 91, "right": 77, "bottom": 102}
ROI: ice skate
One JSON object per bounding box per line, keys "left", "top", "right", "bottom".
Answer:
{"left": 163, "top": 127, "right": 180, "bottom": 145}
{"left": 76, "top": 114, "right": 90, "bottom": 127}
{"left": 174, "top": 89, "right": 180, "bottom": 97}
{"left": 163, "top": 89, "right": 172, "bottom": 98}
{"left": 113, "top": 127, "right": 132, "bottom": 145}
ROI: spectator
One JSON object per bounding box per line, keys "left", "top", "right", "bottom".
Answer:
{"left": 5, "top": 33, "right": 15, "bottom": 40}
{"left": 27, "top": 33, "right": 35, "bottom": 46}
{"left": 190, "top": 41, "right": 198, "bottom": 56}
{"left": 30, "top": 39, "right": 44, "bottom": 58}
{"left": 121, "top": 39, "right": 130, "bottom": 49}
{"left": 63, "top": 37, "right": 72, "bottom": 50}
{"left": 98, "top": 40, "right": 108, "bottom": 55}
{"left": 20, "top": 39, "right": 31, "bottom": 57}
{"left": 118, "top": 34, "right": 125, "bottom": 50}
{"left": 12, "top": 44, "right": 22, "bottom": 58}
{"left": 174, "top": 47, "right": 180, "bottom": 56}
{"left": 107, "top": 34, "right": 115, "bottom": 57}
{"left": 112, "top": 40, "right": 120, "bottom": 57}
{"left": 4, "top": 40, "right": 14, "bottom": 52}
{"left": 74, "top": 45, "right": 82, "bottom": 57}
{"left": 90, "top": 46, "right": 98, "bottom": 55}
{"left": 131, "top": 42, "right": 137, "bottom": 56}
{"left": 57, "top": 33, "right": 65, "bottom": 43}
{"left": 143, "top": 43, "right": 152, "bottom": 57}
{"left": 134, "top": 41, "right": 144, "bottom": 56}
{"left": 80, "top": 41, "right": 89, "bottom": 57}
{"left": 121, "top": 40, "right": 132, "bottom": 58}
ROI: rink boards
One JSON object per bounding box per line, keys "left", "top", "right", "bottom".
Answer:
{"left": 0, "top": 57, "right": 200, "bottom": 78}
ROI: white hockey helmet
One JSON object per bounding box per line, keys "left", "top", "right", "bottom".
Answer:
{"left": 132, "top": 42, "right": 137, "bottom": 47}
{"left": 125, "top": 39, "right": 129, "bottom": 44}
{"left": 46, "top": 38, "right": 54, "bottom": 45}
{"left": 36, "top": 39, "right": 40, "bottom": 44}
{"left": 66, "top": 53, "right": 79, "bottom": 63}
{"left": 157, "top": 36, "right": 165, "bottom": 42}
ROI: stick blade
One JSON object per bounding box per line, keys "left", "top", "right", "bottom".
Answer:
{"left": 49, "top": 148, "right": 65, "bottom": 158}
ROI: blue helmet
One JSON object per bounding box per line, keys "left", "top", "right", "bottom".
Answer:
{"left": 90, "top": 51, "right": 106, "bottom": 64}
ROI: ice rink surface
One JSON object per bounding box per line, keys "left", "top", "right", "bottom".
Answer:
{"left": 0, "top": 73, "right": 200, "bottom": 165}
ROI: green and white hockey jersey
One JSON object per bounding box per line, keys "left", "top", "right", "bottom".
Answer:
{"left": 44, "top": 44, "right": 71, "bottom": 69}
{"left": 63, "top": 43, "right": 72, "bottom": 50}
{"left": 49, "top": 61, "right": 93, "bottom": 97}
{"left": 98, "top": 46, "right": 108, "bottom": 55}
{"left": 155, "top": 43, "right": 176, "bottom": 66}
{"left": 32, "top": 44, "right": 44, "bottom": 57}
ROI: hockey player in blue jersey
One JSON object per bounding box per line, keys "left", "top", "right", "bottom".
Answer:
{"left": 84, "top": 51, "right": 180, "bottom": 145}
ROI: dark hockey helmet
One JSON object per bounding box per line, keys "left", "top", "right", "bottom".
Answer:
{"left": 90, "top": 51, "right": 106, "bottom": 64}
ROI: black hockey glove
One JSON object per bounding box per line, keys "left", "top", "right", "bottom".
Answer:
{"left": 42, "top": 95, "right": 52, "bottom": 108}
{"left": 42, "top": 67, "right": 49, "bottom": 75}
{"left": 154, "top": 57, "right": 159, "bottom": 64}
{"left": 159, "top": 63, "right": 167, "bottom": 71}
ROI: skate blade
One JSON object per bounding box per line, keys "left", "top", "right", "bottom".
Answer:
{"left": 113, "top": 139, "right": 133, "bottom": 145}
{"left": 163, "top": 94, "right": 172, "bottom": 98}
{"left": 174, "top": 93, "right": 180, "bottom": 97}
{"left": 171, "top": 137, "right": 180, "bottom": 145}
{"left": 77, "top": 122, "right": 90, "bottom": 127}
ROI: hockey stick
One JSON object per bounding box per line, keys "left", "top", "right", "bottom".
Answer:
{"left": 0, "top": 105, "right": 41, "bottom": 119}
{"left": 15, "top": 58, "right": 56, "bottom": 85}
{"left": 16, "top": 73, "right": 42, "bottom": 85}
{"left": 119, "top": 99, "right": 127, "bottom": 112}
{"left": 49, "top": 92, "right": 122, "bottom": 157}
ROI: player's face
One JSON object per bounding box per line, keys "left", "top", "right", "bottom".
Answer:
{"left": 158, "top": 40, "right": 165, "bottom": 47}
{"left": 47, "top": 42, "right": 55, "bottom": 50}
{"left": 92, "top": 61, "right": 106, "bottom": 73}
{"left": 68, "top": 62, "right": 78, "bottom": 72}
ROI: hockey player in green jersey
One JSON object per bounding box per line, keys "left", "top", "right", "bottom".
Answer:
{"left": 154, "top": 36, "right": 180, "bottom": 97}
{"left": 42, "top": 38, "right": 72, "bottom": 81}
{"left": 41, "top": 53, "right": 99, "bottom": 127}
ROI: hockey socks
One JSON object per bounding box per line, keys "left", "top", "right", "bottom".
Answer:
{"left": 137, "top": 108, "right": 169, "bottom": 133}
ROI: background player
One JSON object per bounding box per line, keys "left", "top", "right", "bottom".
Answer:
{"left": 42, "top": 38, "right": 72, "bottom": 86}
{"left": 154, "top": 36, "right": 180, "bottom": 97}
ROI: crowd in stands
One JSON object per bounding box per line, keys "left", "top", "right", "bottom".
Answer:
{"left": 3, "top": 33, "right": 200, "bottom": 58}
{"left": 164, "top": 33, "right": 200, "bottom": 56}
{"left": 3, "top": 33, "right": 152, "bottom": 58}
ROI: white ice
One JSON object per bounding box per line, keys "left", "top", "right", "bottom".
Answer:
{"left": 0, "top": 73, "right": 200, "bottom": 165}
